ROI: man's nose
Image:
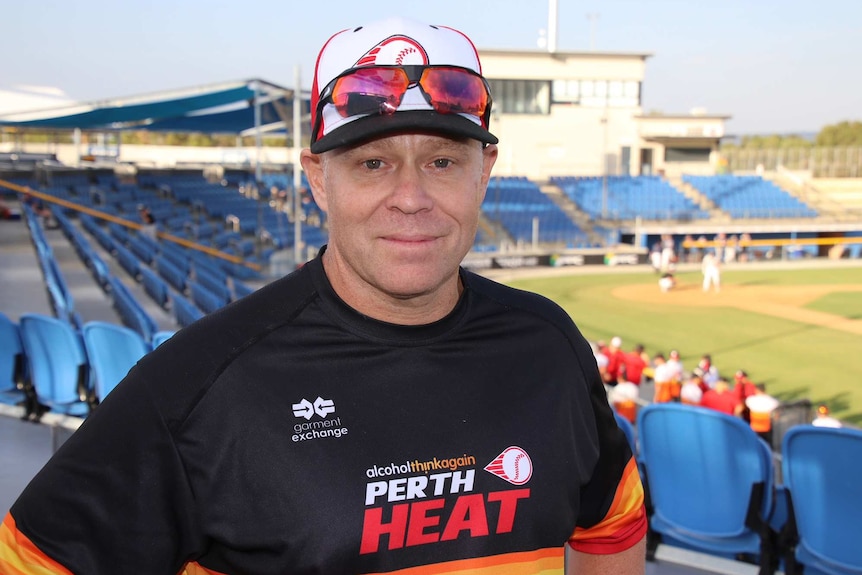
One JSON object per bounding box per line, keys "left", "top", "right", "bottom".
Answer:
{"left": 386, "top": 166, "right": 434, "bottom": 214}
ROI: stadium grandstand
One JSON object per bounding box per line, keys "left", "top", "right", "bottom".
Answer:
{"left": 2, "top": 24, "right": 862, "bottom": 575}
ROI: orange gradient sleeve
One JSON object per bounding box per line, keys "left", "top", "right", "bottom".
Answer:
{"left": 0, "top": 513, "right": 73, "bottom": 575}
{"left": 568, "top": 458, "right": 647, "bottom": 554}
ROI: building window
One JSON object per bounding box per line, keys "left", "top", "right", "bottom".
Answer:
{"left": 665, "top": 147, "right": 712, "bottom": 163}
{"left": 550, "top": 79, "right": 641, "bottom": 108}
{"left": 488, "top": 79, "right": 551, "bottom": 115}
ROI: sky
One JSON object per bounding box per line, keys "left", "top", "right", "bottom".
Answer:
{"left": 3, "top": 0, "right": 861, "bottom": 136}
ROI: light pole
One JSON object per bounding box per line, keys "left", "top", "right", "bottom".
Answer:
{"left": 601, "top": 109, "right": 609, "bottom": 219}
{"left": 586, "top": 13, "right": 600, "bottom": 51}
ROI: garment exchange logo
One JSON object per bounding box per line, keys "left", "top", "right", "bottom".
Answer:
{"left": 291, "top": 396, "right": 348, "bottom": 442}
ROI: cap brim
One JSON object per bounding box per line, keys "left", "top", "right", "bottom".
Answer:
{"left": 310, "top": 110, "right": 498, "bottom": 153}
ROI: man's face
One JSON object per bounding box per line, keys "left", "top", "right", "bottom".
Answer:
{"left": 301, "top": 132, "right": 497, "bottom": 323}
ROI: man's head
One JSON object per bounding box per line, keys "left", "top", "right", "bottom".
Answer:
{"left": 300, "top": 17, "right": 498, "bottom": 324}
{"left": 309, "top": 17, "right": 498, "bottom": 153}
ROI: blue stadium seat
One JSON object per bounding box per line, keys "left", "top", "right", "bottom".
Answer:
{"left": 82, "top": 321, "right": 150, "bottom": 402}
{"left": 108, "top": 277, "right": 159, "bottom": 343}
{"left": 151, "top": 330, "right": 176, "bottom": 348}
{"left": 614, "top": 411, "right": 638, "bottom": 456}
{"left": 0, "top": 313, "right": 27, "bottom": 407}
{"left": 140, "top": 267, "right": 170, "bottom": 309}
{"left": 232, "top": 280, "right": 256, "bottom": 300}
{"left": 637, "top": 403, "right": 777, "bottom": 574}
{"left": 780, "top": 426, "right": 862, "bottom": 575}
{"left": 156, "top": 256, "right": 187, "bottom": 293}
{"left": 171, "top": 293, "right": 204, "bottom": 328}
{"left": 189, "top": 282, "right": 227, "bottom": 314}
{"left": 18, "top": 314, "right": 90, "bottom": 417}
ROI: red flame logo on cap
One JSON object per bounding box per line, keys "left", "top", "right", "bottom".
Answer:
{"left": 355, "top": 35, "right": 429, "bottom": 67}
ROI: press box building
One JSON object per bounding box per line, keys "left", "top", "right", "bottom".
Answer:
{"left": 479, "top": 48, "right": 729, "bottom": 181}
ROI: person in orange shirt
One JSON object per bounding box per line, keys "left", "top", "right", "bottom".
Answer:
{"left": 652, "top": 353, "right": 675, "bottom": 403}
{"left": 666, "top": 350, "right": 684, "bottom": 400}
{"left": 745, "top": 384, "right": 780, "bottom": 444}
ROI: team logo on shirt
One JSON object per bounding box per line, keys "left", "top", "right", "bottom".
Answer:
{"left": 484, "top": 446, "right": 533, "bottom": 485}
{"left": 360, "top": 449, "right": 532, "bottom": 555}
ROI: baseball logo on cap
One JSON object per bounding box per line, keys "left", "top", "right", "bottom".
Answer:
{"left": 355, "top": 35, "right": 429, "bottom": 67}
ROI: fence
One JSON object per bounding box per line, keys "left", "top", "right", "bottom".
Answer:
{"left": 723, "top": 147, "right": 862, "bottom": 177}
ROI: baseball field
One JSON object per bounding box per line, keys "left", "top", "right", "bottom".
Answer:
{"left": 494, "top": 260, "right": 862, "bottom": 424}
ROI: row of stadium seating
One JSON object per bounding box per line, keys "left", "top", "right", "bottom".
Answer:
{"left": 552, "top": 175, "right": 711, "bottom": 221}
{"left": 21, "top": 204, "right": 80, "bottom": 327}
{"left": 76, "top": 215, "right": 257, "bottom": 326}
{"left": 28, "top": 196, "right": 252, "bottom": 343}
{"left": 34, "top": 172, "right": 330, "bottom": 260}
{"left": 0, "top": 311, "right": 173, "bottom": 418}
{"left": 617, "top": 403, "right": 862, "bottom": 575}
{"left": 684, "top": 175, "right": 818, "bottom": 218}
{"left": 483, "top": 176, "right": 591, "bottom": 246}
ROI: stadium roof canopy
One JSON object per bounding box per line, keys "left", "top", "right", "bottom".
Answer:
{"left": 0, "top": 79, "right": 309, "bottom": 136}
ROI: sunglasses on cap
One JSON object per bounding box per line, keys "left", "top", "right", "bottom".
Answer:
{"left": 312, "top": 65, "right": 492, "bottom": 144}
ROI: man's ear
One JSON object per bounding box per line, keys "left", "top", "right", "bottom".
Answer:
{"left": 300, "top": 149, "right": 328, "bottom": 212}
{"left": 479, "top": 143, "right": 499, "bottom": 202}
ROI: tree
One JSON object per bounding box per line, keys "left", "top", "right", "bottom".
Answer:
{"left": 816, "top": 121, "right": 862, "bottom": 147}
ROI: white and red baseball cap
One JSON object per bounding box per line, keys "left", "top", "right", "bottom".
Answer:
{"left": 309, "top": 17, "right": 498, "bottom": 153}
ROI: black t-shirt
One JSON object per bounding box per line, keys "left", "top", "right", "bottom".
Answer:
{"left": 5, "top": 254, "right": 644, "bottom": 574}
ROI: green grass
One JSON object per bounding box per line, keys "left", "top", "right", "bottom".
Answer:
{"left": 505, "top": 266, "right": 862, "bottom": 424}
{"left": 806, "top": 291, "right": 862, "bottom": 319}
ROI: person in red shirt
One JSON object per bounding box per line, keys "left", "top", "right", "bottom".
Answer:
{"left": 734, "top": 370, "right": 757, "bottom": 422}
{"left": 622, "top": 344, "right": 648, "bottom": 385}
{"left": 603, "top": 336, "right": 626, "bottom": 385}
{"left": 701, "top": 379, "right": 743, "bottom": 416}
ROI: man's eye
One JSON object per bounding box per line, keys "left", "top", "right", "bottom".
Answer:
{"left": 363, "top": 159, "right": 382, "bottom": 170}
{"left": 433, "top": 159, "right": 452, "bottom": 168}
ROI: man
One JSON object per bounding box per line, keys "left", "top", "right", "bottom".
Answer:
{"left": 651, "top": 353, "right": 675, "bottom": 404}
{"left": 701, "top": 379, "right": 743, "bottom": 416}
{"left": 622, "top": 343, "right": 648, "bottom": 385}
{"left": 701, "top": 249, "right": 721, "bottom": 292}
{"left": 812, "top": 404, "right": 842, "bottom": 428}
{"left": 1, "top": 17, "right": 645, "bottom": 575}
{"left": 734, "top": 369, "right": 758, "bottom": 423}
{"left": 604, "top": 335, "right": 626, "bottom": 385}
{"left": 679, "top": 373, "right": 705, "bottom": 406}
{"left": 745, "top": 383, "right": 780, "bottom": 444}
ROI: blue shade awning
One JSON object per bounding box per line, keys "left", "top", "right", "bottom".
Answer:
{"left": 0, "top": 79, "right": 309, "bottom": 134}
{"left": 142, "top": 99, "right": 292, "bottom": 134}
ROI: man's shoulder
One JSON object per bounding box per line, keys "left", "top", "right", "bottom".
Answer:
{"left": 139, "top": 267, "right": 316, "bottom": 377}
{"left": 461, "top": 269, "right": 586, "bottom": 344}
{"left": 463, "top": 269, "right": 570, "bottom": 320}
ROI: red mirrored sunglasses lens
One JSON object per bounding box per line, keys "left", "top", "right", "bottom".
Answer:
{"left": 331, "top": 68, "right": 408, "bottom": 117}
{"left": 327, "top": 66, "right": 489, "bottom": 120}
{"left": 420, "top": 68, "right": 488, "bottom": 116}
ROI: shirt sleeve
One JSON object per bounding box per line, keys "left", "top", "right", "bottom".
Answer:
{"left": 568, "top": 355, "right": 647, "bottom": 554}
{"left": 1, "top": 365, "right": 201, "bottom": 574}
{"left": 569, "top": 457, "right": 647, "bottom": 554}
